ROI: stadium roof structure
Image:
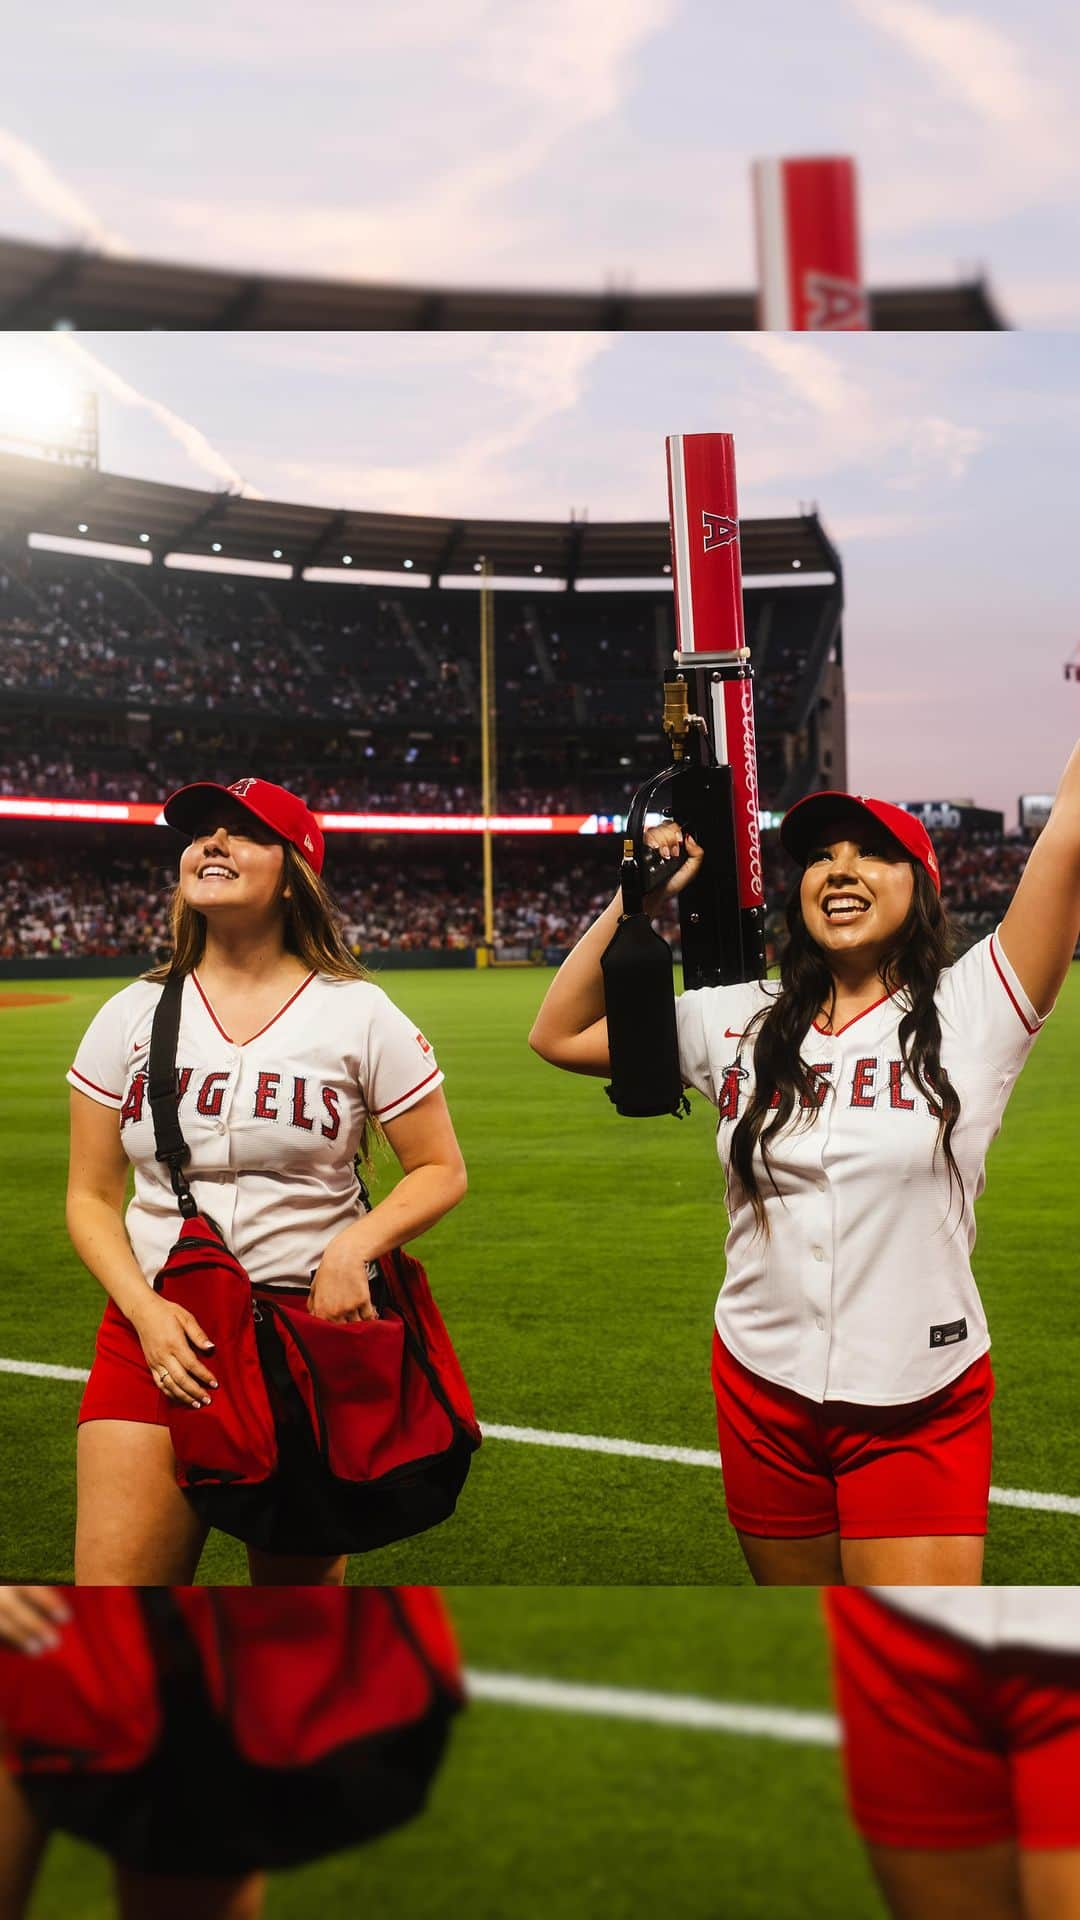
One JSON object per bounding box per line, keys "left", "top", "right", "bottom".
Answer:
{"left": 0, "top": 234, "right": 1004, "bottom": 331}
{"left": 0, "top": 451, "right": 842, "bottom": 586}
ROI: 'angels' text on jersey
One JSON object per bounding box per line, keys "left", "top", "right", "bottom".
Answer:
{"left": 120, "top": 1068, "right": 346, "bottom": 1139}
{"left": 715, "top": 1054, "right": 941, "bottom": 1121}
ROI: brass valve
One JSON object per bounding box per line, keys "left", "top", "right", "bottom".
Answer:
{"left": 662, "top": 675, "right": 707, "bottom": 762}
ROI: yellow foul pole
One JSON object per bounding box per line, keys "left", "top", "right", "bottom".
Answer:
{"left": 479, "top": 558, "right": 496, "bottom": 957}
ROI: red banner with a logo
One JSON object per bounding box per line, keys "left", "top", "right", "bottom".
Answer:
{"left": 753, "top": 157, "right": 868, "bottom": 330}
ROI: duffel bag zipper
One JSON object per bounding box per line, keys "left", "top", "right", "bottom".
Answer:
{"left": 380, "top": 1275, "right": 467, "bottom": 1438}
{"left": 163, "top": 1240, "right": 247, "bottom": 1269}
{"left": 257, "top": 1296, "right": 333, "bottom": 1461}
{"left": 154, "top": 1242, "right": 249, "bottom": 1292}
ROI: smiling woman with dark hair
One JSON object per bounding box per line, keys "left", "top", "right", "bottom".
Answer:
{"left": 530, "top": 740, "right": 1080, "bottom": 1588}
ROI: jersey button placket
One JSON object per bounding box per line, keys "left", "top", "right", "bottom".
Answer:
{"left": 215, "top": 1064, "right": 239, "bottom": 1144}
{"left": 813, "top": 1059, "right": 836, "bottom": 1386}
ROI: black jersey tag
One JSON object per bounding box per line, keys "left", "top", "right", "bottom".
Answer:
{"left": 929, "top": 1317, "right": 968, "bottom": 1348}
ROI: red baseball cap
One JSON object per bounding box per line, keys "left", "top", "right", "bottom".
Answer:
{"left": 163, "top": 776, "right": 325, "bottom": 875}
{"left": 779, "top": 791, "right": 940, "bottom": 893}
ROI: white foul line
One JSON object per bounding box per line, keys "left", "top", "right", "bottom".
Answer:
{"left": 464, "top": 1668, "right": 839, "bottom": 1746}
{"left": 2, "top": 1359, "right": 1079, "bottom": 1518}
{"left": 483, "top": 1421, "right": 719, "bottom": 1469}
{"left": 480, "top": 1423, "right": 1080, "bottom": 1518}
{"left": 0, "top": 1358, "right": 90, "bottom": 1383}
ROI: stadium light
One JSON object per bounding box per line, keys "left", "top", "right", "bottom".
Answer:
{"left": 533, "top": 564, "right": 543, "bottom": 574}
{"left": 473, "top": 562, "right": 482, "bottom": 573}
{"left": 403, "top": 558, "right": 414, "bottom": 569}
{"left": 139, "top": 533, "right": 150, "bottom": 543}
{"left": 0, "top": 358, "right": 98, "bottom": 467}
{"left": 272, "top": 548, "right": 283, "bottom": 559}
{"left": 342, "top": 554, "right": 353, "bottom": 565}
{"left": 211, "top": 542, "right": 222, "bottom": 553}
{"left": 0, "top": 365, "right": 85, "bottom": 442}
{"left": 77, "top": 522, "right": 88, "bottom": 533}
{"left": 792, "top": 559, "right": 802, "bottom": 569}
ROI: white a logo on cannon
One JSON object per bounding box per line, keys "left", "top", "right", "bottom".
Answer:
{"left": 804, "top": 274, "right": 869, "bottom": 331}
{"left": 702, "top": 511, "right": 738, "bottom": 552}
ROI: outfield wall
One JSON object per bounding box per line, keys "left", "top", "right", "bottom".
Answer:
{"left": 0, "top": 950, "right": 478, "bottom": 979}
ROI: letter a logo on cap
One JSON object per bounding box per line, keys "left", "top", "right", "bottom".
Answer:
{"left": 304, "top": 834, "right": 314, "bottom": 851}
{"left": 229, "top": 777, "right": 258, "bottom": 797}
{"left": 702, "top": 511, "right": 738, "bottom": 553}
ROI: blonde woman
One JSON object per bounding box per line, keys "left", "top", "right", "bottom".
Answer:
{"left": 67, "top": 777, "right": 467, "bottom": 1585}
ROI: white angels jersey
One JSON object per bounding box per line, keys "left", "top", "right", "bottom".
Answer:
{"left": 676, "top": 923, "right": 1051, "bottom": 1406}
{"left": 67, "top": 970, "right": 445, "bottom": 1290}
{"left": 876, "top": 1589, "right": 1080, "bottom": 1655}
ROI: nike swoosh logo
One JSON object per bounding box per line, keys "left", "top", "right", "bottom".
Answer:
{"left": 724, "top": 1029, "right": 745, "bottom": 1039}
{"left": 132, "top": 1037, "right": 150, "bottom": 1055}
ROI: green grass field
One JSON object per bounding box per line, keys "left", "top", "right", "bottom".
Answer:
{"left": 1, "top": 967, "right": 1078, "bottom": 1583}
{"left": 19, "top": 1588, "right": 888, "bottom": 1920}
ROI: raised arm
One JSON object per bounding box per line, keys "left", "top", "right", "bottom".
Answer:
{"left": 527, "top": 891, "right": 621, "bottom": 1076}
{"left": 997, "top": 737, "right": 1080, "bottom": 1018}
{"left": 528, "top": 829, "right": 703, "bottom": 1075}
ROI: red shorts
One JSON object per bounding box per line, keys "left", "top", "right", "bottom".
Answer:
{"left": 78, "top": 1299, "right": 175, "bottom": 1428}
{"left": 824, "top": 1590, "right": 1080, "bottom": 1849}
{"left": 711, "top": 1331, "right": 994, "bottom": 1539}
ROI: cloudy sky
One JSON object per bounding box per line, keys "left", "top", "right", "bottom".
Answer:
{"left": 0, "top": 327, "right": 1077, "bottom": 824}
{"left": 1, "top": 0, "right": 1079, "bottom": 325}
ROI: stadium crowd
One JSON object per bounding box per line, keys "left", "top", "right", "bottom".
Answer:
{"left": 0, "top": 831, "right": 1037, "bottom": 962}
{"left": 0, "top": 548, "right": 1040, "bottom": 963}
{"left": 0, "top": 746, "right": 642, "bottom": 819}
{"left": 0, "top": 552, "right": 823, "bottom": 736}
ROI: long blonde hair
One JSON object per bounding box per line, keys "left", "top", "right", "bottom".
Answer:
{"left": 142, "top": 840, "right": 384, "bottom": 1163}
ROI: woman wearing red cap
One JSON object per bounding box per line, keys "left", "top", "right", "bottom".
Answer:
{"left": 65, "top": 778, "right": 467, "bottom": 1584}
{"left": 531, "top": 744, "right": 1080, "bottom": 1585}
{"left": 0, "top": 1582, "right": 462, "bottom": 1919}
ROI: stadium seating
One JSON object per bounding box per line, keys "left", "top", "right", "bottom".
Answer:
{"left": 0, "top": 830, "right": 1035, "bottom": 962}
{"left": 0, "top": 545, "right": 1035, "bottom": 961}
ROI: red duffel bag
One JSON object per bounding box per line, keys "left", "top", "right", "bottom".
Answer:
{"left": 0, "top": 1588, "right": 463, "bottom": 1875}
{"left": 146, "top": 971, "right": 481, "bottom": 1556}
{"left": 155, "top": 1219, "right": 481, "bottom": 1554}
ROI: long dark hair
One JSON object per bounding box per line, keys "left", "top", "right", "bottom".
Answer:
{"left": 141, "top": 840, "right": 383, "bottom": 1161}
{"left": 729, "top": 865, "right": 966, "bottom": 1241}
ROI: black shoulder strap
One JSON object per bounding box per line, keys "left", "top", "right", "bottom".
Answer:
{"left": 148, "top": 972, "right": 197, "bottom": 1219}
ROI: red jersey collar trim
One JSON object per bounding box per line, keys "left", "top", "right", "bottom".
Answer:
{"left": 191, "top": 968, "right": 317, "bottom": 1045}
{"left": 812, "top": 991, "right": 896, "bottom": 1037}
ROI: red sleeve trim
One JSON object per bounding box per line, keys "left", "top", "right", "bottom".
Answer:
{"left": 374, "top": 1064, "right": 442, "bottom": 1117}
{"left": 69, "top": 1066, "right": 121, "bottom": 1102}
{"left": 989, "top": 932, "right": 1040, "bottom": 1036}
